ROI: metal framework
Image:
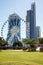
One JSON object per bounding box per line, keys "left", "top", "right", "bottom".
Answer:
{"left": 1, "top": 18, "right": 25, "bottom": 39}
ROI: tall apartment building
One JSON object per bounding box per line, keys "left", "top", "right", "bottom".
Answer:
{"left": 26, "top": 3, "right": 36, "bottom": 39}
{"left": 7, "top": 13, "right": 21, "bottom": 45}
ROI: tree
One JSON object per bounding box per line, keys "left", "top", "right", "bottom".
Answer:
{"left": 39, "top": 38, "right": 43, "bottom": 44}
{"left": 22, "top": 38, "right": 39, "bottom": 51}
{"left": 23, "top": 39, "right": 38, "bottom": 51}
{"left": 22, "top": 39, "right": 37, "bottom": 47}
{"left": 13, "top": 41, "right": 22, "bottom": 49}
{"left": 26, "top": 39, "right": 32, "bottom": 44}
{"left": 0, "top": 37, "right": 8, "bottom": 48}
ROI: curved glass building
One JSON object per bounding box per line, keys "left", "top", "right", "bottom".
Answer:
{"left": 7, "top": 13, "right": 21, "bottom": 45}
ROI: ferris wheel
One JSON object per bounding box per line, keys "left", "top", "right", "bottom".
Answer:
{"left": 1, "top": 17, "right": 25, "bottom": 40}
{"left": 1, "top": 20, "right": 8, "bottom": 39}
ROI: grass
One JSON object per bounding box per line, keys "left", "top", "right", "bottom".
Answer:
{"left": 0, "top": 50, "right": 43, "bottom": 65}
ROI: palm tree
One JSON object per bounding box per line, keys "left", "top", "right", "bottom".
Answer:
{"left": 23, "top": 39, "right": 38, "bottom": 51}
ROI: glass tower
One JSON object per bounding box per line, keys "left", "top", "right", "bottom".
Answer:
{"left": 26, "top": 3, "right": 36, "bottom": 39}
{"left": 7, "top": 13, "right": 21, "bottom": 45}
{"left": 31, "top": 2, "right": 36, "bottom": 39}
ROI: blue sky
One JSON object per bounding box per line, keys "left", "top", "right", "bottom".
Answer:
{"left": 0, "top": 0, "right": 43, "bottom": 39}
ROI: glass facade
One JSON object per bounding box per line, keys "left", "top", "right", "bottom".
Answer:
{"left": 7, "top": 13, "right": 21, "bottom": 45}
{"left": 26, "top": 3, "right": 36, "bottom": 39}
{"left": 30, "top": 11, "right": 35, "bottom": 38}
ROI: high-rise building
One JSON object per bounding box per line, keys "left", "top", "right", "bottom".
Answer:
{"left": 26, "top": 3, "right": 36, "bottom": 39}
{"left": 7, "top": 13, "right": 21, "bottom": 45}
{"left": 26, "top": 10, "right": 30, "bottom": 39}
{"left": 36, "top": 26, "right": 41, "bottom": 39}
{"left": 31, "top": 2, "right": 36, "bottom": 39}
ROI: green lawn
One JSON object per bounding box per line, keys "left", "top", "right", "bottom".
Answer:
{"left": 0, "top": 50, "right": 43, "bottom": 65}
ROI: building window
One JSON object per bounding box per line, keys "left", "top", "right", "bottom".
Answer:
{"left": 14, "top": 18, "right": 16, "bottom": 26}
{"left": 17, "top": 19, "right": 20, "bottom": 26}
